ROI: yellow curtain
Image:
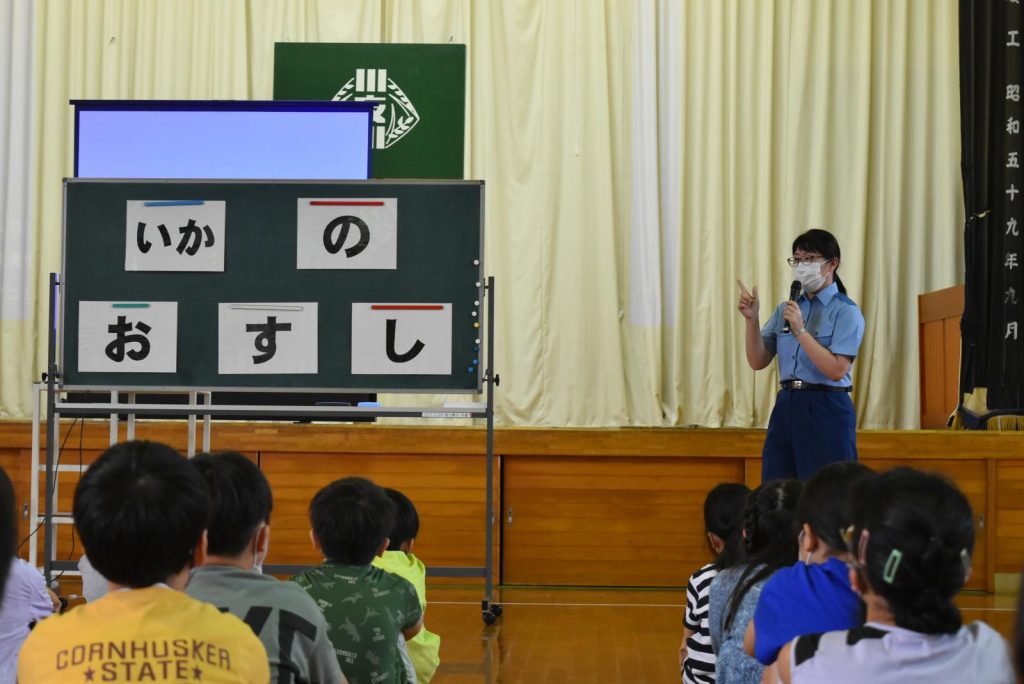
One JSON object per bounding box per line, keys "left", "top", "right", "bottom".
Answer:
{"left": 8, "top": 0, "right": 962, "bottom": 429}
{"left": 625, "top": 0, "right": 963, "bottom": 429}
{"left": 0, "top": 0, "right": 34, "bottom": 419}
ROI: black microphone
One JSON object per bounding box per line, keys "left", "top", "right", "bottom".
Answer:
{"left": 781, "top": 280, "right": 801, "bottom": 334}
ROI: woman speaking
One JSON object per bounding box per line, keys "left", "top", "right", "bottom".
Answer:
{"left": 736, "top": 229, "right": 864, "bottom": 480}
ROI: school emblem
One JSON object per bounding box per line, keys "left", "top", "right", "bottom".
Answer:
{"left": 333, "top": 68, "right": 420, "bottom": 150}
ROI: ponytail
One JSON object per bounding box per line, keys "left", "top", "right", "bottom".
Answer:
{"left": 723, "top": 480, "right": 802, "bottom": 630}
{"left": 834, "top": 272, "right": 847, "bottom": 296}
{"left": 850, "top": 468, "right": 974, "bottom": 635}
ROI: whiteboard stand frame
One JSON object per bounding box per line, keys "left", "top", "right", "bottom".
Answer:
{"left": 37, "top": 273, "right": 501, "bottom": 624}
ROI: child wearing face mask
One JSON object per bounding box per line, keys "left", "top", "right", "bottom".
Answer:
{"left": 736, "top": 228, "right": 865, "bottom": 481}
{"left": 744, "top": 462, "right": 874, "bottom": 680}
{"left": 186, "top": 451, "right": 346, "bottom": 684}
{"left": 774, "top": 468, "right": 1014, "bottom": 684}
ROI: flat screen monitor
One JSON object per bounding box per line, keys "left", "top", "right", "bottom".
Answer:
{"left": 73, "top": 100, "right": 374, "bottom": 179}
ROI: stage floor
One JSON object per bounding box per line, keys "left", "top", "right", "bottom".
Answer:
{"left": 426, "top": 586, "right": 1019, "bottom": 683}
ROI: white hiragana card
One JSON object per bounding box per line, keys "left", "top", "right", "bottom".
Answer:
{"left": 78, "top": 301, "right": 177, "bottom": 373}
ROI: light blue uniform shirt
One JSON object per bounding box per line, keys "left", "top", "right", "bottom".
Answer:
{"left": 760, "top": 282, "right": 864, "bottom": 387}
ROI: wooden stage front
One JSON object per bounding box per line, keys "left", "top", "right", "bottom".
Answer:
{"left": 1, "top": 421, "right": 1020, "bottom": 592}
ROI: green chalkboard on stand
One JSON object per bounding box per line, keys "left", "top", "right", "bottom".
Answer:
{"left": 61, "top": 179, "right": 484, "bottom": 392}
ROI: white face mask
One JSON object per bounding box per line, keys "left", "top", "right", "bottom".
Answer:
{"left": 793, "top": 260, "right": 827, "bottom": 293}
{"left": 798, "top": 528, "right": 812, "bottom": 564}
{"left": 252, "top": 546, "right": 263, "bottom": 574}
{"left": 252, "top": 524, "right": 267, "bottom": 574}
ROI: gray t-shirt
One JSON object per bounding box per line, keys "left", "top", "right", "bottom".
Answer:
{"left": 186, "top": 564, "right": 342, "bottom": 684}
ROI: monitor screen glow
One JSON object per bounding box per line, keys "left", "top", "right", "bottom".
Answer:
{"left": 75, "top": 103, "right": 372, "bottom": 180}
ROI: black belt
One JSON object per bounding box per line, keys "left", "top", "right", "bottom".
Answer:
{"left": 781, "top": 380, "right": 851, "bottom": 392}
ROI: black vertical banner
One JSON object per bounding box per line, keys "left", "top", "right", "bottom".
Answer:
{"left": 960, "top": 0, "right": 1024, "bottom": 424}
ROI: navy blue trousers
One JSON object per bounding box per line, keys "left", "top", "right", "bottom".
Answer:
{"left": 761, "top": 388, "right": 857, "bottom": 481}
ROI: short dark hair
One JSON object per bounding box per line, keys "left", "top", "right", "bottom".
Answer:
{"left": 384, "top": 488, "right": 419, "bottom": 550}
{"left": 851, "top": 467, "right": 974, "bottom": 634}
{"left": 703, "top": 483, "right": 751, "bottom": 569}
{"left": 191, "top": 451, "right": 272, "bottom": 557}
{"left": 309, "top": 477, "right": 395, "bottom": 565}
{"left": 797, "top": 461, "right": 875, "bottom": 550}
{"left": 73, "top": 441, "right": 209, "bottom": 588}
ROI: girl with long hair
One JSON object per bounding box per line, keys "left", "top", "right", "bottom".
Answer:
{"left": 708, "top": 479, "right": 802, "bottom": 684}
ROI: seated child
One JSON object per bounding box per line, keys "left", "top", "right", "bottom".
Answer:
{"left": 18, "top": 440, "right": 269, "bottom": 683}
{"left": 185, "top": 451, "right": 345, "bottom": 684}
{"left": 293, "top": 477, "right": 423, "bottom": 684}
{"left": 371, "top": 488, "right": 441, "bottom": 683}
{"left": 708, "top": 479, "right": 802, "bottom": 684}
{"left": 680, "top": 482, "right": 750, "bottom": 684}
{"left": 776, "top": 467, "right": 1015, "bottom": 684}
{"left": 0, "top": 467, "right": 58, "bottom": 684}
{"left": 746, "top": 462, "right": 874, "bottom": 671}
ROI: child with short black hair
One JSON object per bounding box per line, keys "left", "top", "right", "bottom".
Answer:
{"left": 294, "top": 477, "right": 423, "bottom": 684}
{"left": 372, "top": 488, "right": 441, "bottom": 683}
{"left": 680, "top": 482, "right": 750, "bottom": 684}
{"left": 746, "top": 462, "right": 874, "bottom": 670}
{"left": 186, "top": 451, "right": 345, "bottom": 683}
{"left": 776, "top": 467, "right": 1014, "bottom": 683}
{"left": 18, "top": 440, "right": 269, "bottom": 683}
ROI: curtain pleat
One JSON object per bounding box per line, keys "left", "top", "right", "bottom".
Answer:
{"left": 0, "top": 0, "right": 963, "bottom": 428}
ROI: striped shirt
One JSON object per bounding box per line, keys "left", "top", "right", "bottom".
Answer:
{"left": 682, "top": 562, "right": 718, "bottom": 684}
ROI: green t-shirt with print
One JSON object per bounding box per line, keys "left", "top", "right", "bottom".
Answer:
{"left": 292, "top": 562, "right": 422, "bottom": 684}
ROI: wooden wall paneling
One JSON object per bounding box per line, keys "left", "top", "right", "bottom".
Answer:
{"left": 501, "top": 457, "right": 746, "bottom": 587}
{"left": 259, "top": 451, "right": 497, "bottom": 584}
{"left": 995, "top": 460, "right": 1024, "bottom": 576}
{"left": 987, "top": 459, "right": 997, "bottom": 593}
{"left": 2, "top": 422, "right": 1020, "bottom": 590}
{"left": 744, "top": 458, "right": 761, "bottom": 488}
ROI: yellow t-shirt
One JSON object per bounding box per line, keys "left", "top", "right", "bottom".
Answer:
{"left": 18, "top": 585, "right": 270, "bottom": 683}
{"left": 372, "top": 551, "right": 441, "bottom": 683}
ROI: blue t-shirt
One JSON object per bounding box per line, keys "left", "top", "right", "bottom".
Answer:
{"left": 760, "top": 282, "right": 865, "bottom": 386}
{"left": 752, "top": 557, "right": 862, "bottom": 665}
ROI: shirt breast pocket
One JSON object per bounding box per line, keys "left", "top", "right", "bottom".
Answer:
{"left": 812, "top": 321, "right": 837, "bottom": 349}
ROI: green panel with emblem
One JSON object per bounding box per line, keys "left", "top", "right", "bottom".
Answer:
{"left": 273, "top": 43, "right": 465, "bottom": 180}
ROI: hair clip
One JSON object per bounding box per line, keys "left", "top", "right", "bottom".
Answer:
{"left": 840, "top": 524, "right": 855, "bottom": 551}
{"left": 882, "top": 549, "right": 903, "bottom": 584}
{"left": 960, "top": 549, "right": 971, "bottom": 576}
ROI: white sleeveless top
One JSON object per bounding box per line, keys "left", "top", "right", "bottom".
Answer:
{"left": 790, "top": 621, "right": 1014, "bottom": 684}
